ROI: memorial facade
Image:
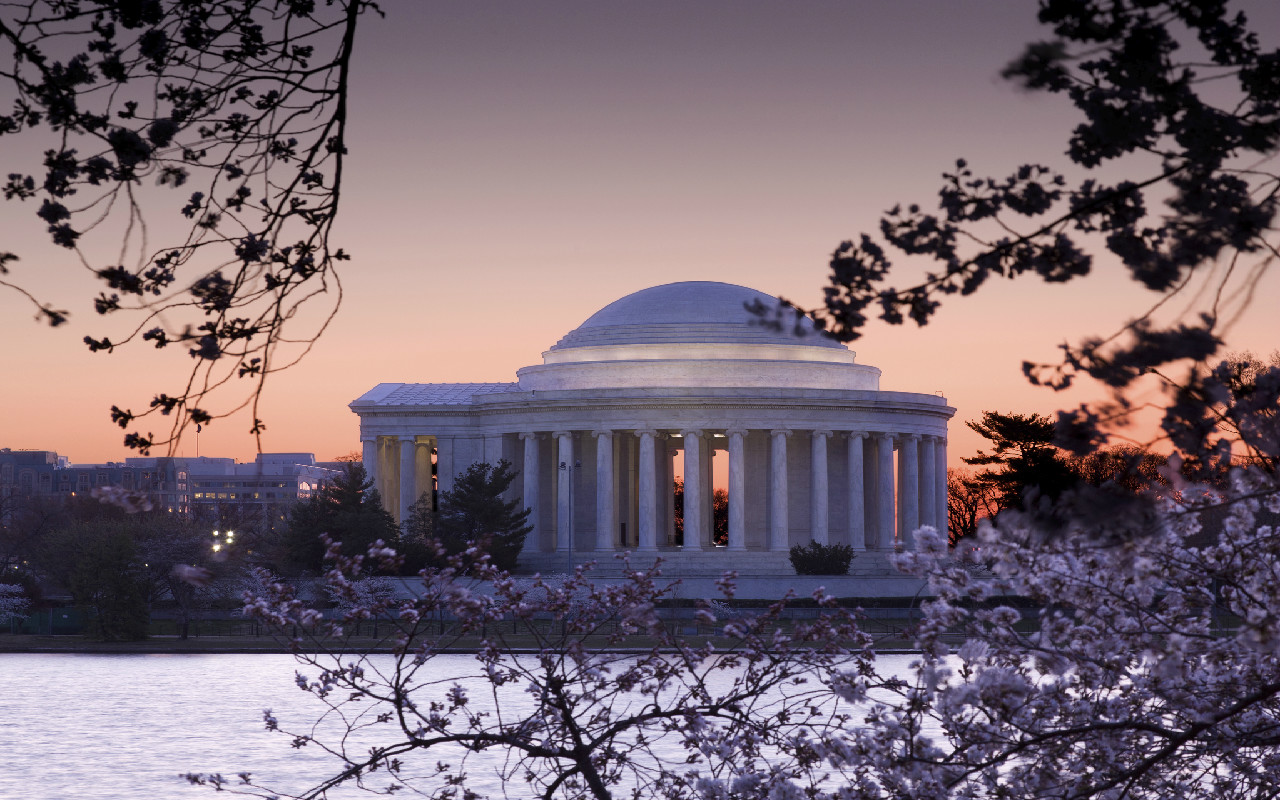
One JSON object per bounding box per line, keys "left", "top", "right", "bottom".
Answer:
{"left": 351, "top": 281, "right": 954, "bottom": 576}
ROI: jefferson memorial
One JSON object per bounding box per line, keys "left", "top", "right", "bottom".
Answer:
{"left": 352, "top": 282, "right": 953, "bottom": 581}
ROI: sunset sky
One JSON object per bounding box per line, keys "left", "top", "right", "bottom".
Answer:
{"left": 2, "top": 1, "right": 1277, "bottom": 470}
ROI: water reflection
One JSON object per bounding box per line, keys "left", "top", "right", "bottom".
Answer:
{"left": 0, "top": 651, "right": 927, "bottom": 799}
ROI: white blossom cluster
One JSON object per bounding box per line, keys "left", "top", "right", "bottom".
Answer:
{"left": 191, "top": 432, "right": 1280, "bottom": 800}
{"left": 0, "top": 583, "right": 30, "bottom": 625}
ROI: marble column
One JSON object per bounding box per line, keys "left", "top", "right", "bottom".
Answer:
{"left": 727, "top": 429, "right": 746, "bottom": 551}
{"left": 660, "top": 435, "right": 675, "bottom": 544}
{"left": 935, "top": 437, "right": 949, "bottom": 541}
{"left": 847, "top": 433, "right": 866, "bottom": 551}
{"left": 898, "top": 434, "right": 920, "bottom": 548}
{"left": 519, "top": 430, "right": 540, "bottom": 547}
{"left": 414, "top": 438, "right": 433, "bottom": 506}
{"left": 555, "top": 432, "right": 573, "bottom": 554}
{"left": 769, "top": 430, "right": 791, "bottom": 551}
{"left": 919, "top": 435, "right": 936, "bottom": 530}
{"left": 594, "top": 430, "right": 615, "bottom": 552}
{"left": 702, "top": 439, "right": 714, "bottom": 545}
{"left": 376, "top": 437, "right": 393, "bottom": 506}
{"left": 811, "top": 430, "right": 832, "bottom": 545}
{"left": 681, "top": 429, "right": 705, "bottom": 551}
{"left": 436, "top": 437, "right": 456, "bottom": 495}
{"left": 877, "top": 433, "right": 895, "bottom": 549}
{"left": 637, "top": 430, "right": 658, "bottom": 551}
{"left": 398, "top": 436, "right": 416, "bottom": 525}
{"left": 361, "top": 437, "right": 378, "bottom": 491}
{"left": 665, "top": 445, "right": 677, "bottom": 545}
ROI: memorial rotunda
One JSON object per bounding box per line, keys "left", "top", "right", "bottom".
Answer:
{"left": 352, "top": 281, "right": 953, "bottom": 578}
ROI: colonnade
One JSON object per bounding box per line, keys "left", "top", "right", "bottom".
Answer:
{"left": 364, "top": 428, "right": 948, "bottom": 556}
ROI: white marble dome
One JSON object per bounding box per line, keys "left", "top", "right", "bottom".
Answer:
{"left": 548, "top": 281, "right": 844, "bottom": 351}
{"left": 354, "top": 279, "right": 953, "bottom": 580}
{"left": 517, "top": 281, "right": 881, "bottom": 391}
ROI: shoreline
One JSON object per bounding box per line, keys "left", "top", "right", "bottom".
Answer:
{"left": 0, "top": 632, "right": 923, "bottom": 655}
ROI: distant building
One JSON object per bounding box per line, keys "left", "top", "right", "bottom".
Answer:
{"left": 183, "top": 453, "right": 344, "bottom": 529}
{"left": 0, "top": 449, "right": 188, "bottom": 510}
{"left": 0, "top": 449, "right": 343, "bottom": 521}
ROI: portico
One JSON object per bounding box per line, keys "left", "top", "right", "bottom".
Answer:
{"left": 351, "top": 282, "right": 953, "bottom": 578}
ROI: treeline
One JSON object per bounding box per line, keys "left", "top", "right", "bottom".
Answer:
{"left": 0, "top": 461, "right": 531, "bottom": 641}
{"left": 948, "top": 411, "right": 1172, "bottom": 545}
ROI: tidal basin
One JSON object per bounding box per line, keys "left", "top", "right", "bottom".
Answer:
{"left": 1, "top": 651, "right": 929, "bottom": 799}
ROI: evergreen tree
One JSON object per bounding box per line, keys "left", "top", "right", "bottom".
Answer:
{"left": 285, "top": 463, "right": 398, "bottom": 573}
{"left": 964, "top": 411, "right": 1080, "bottom": 512}
{"left": 434, "top": 460, "right": 531, "bottom": 572}
{"left": 399, "top": 490, "right": 437, "bottom": 574}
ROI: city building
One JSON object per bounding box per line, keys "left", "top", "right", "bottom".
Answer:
{"left": 351, "top": 281, "right": 954, "bottom": 583}
{"left": 0, "top": 450, "right": 342, "bottom": 522}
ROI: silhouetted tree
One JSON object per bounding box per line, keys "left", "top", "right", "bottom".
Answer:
{"left": 285, "top": 463, "right": 397, "bottom": 572}
{"left": 963, "top": 411, "right": 1080, "bottom": 511}
{"left": 0, "top": 493, "right": 65, "bottom": 574}
{"left": 39, "top": 520, "right": 151, "bottom": 641}
{"left": 132, "top": 515, "right": 223, "bottom": 640}
{"left": 770, "top": 1, "right": 1280, "bottom": 465}
{"left": 1069, "top": 445, "right": 1169, "bottom": 495}
{"left": 433, "top": 460, "right": 531, "bottom": 572}
{"left": 947, "top": 467, "right": 999, "bottom": 546}
{"left": 712, "top": 487, "right": 728, "bottom": 547}
{"left": 0, "top": 1, "right": 376, "bottom": 453}
{"left": 1205, "top": 350, "right": 1280, "bottom": 474}
{"left": 672, "top": 480, "right": 729, "bottom": 547}
{"left": 398, "top": 490, "right": 437, "bottom": 574}
{"left": 672, "top": 478, "right": 685, "bottom": 545}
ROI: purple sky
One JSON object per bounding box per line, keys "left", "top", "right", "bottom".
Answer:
{"left": 3, "top": 1, "right": 1277, "bottom": 467}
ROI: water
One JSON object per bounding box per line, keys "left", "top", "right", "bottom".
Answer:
{"left": 0, "top": 651, "right": 926, "bottom": 799}
{"left": 1, "top": 653, "right": 327, "bottom": 799}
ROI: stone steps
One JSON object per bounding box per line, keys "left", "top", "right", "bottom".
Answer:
{"left": 515, "top": 549, "right": 906, "bottom": 580}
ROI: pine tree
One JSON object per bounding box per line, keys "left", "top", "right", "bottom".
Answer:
{"left": 434, "top": 460, "right": 531, "bottom": 572}
{"left": 963, "top": 411, "right": 1079, "bottom": 512}
{"left": 285, "top": 463, "right": 398, "bottom": 572}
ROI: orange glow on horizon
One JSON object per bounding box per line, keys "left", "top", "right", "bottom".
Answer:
{"left": 3, "top": 2, "right": 1277, "bottom": 469}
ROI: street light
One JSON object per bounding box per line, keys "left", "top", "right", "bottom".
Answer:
{"left": 211, "top": 529, "right": 234, "bottom": 554}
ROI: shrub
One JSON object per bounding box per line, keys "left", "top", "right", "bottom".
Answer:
{"left": 788, "top": 540, "right": 855, "bottom": 575}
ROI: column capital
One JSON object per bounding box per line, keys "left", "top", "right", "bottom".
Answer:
{"left": 725, "top": 427, "right": 747, "bottom": 438}
{"left": 518, "top": 431, "right": 539, "bottom": 442}
{"left": 812, "top": 429, "right": 834, "bottom": 439}
{"left": 398, "top": 434, "right": 417, "bottom": 443}
{"left": 552, "top": 430, "right": 574, "bottom": 439}
{"left": 770, "top": 429, "right": 793, "bottom": 438}
{"left": 636, "top": 428, "right": 665, "bottom": 439}
{"left": 679, "top": 428, "right": 704, "bottom": 438}
{"left": 591, "top": 429, "right": 613, "bottom": 439}
{"left": 846, "top": 431, "right": 867, "bottom": 441}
